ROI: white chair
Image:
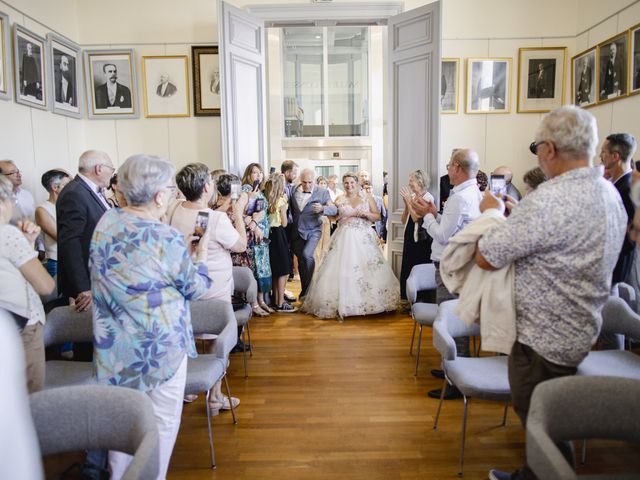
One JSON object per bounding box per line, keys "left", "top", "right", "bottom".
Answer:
{"left": 405, "top": 263, "right": 438, "bottom": 376}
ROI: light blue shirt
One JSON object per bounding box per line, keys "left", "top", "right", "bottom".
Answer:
{"left": 423, "top": 178, "right": 481, "bottom": 262}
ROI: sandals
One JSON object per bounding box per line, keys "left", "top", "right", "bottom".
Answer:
{"left": 259, "top": 303, "right": 276, "bottom": 314}
{"left": 252, "top": 304, "right": 270, "bottom": 317}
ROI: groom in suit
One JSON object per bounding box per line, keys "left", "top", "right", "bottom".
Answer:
{"left": 290, "top": 168, "right": 337, "bottom": 297}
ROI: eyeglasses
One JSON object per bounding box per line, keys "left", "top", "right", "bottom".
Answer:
{"left": 529, "top": 141, "right": 545, "bottom": 155}
{"left": 99, "top": 164, "right": 116, "bottom": 173}
{"left": 446, "top": 163, "right": 458, "bottom": 170}
{"left": 2, "top": 169, "right": 20, "bottom": 176}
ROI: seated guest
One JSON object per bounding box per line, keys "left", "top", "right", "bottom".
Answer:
{"left": 0, "top": 176, "right": 55, "bottom": 393}
{"left": 106, "top": 173, "right": 127, "bottom": 208}
{"left": 522, "top": 166, "right": 547, "bottom": 194}
{"left": 492, "top": 165, "right": 522, "bottom": 200}
{"left": 35, "top": 169, "right": 71, "bottom": 277}
{"left": 89, "top": 154, "right": 212, "bottom": 479}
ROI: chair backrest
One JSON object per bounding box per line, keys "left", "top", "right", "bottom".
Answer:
{"left": 190, "top": 299, "right": 238, "bottom": 359}
{"left": 30, "top": 385, "right": 159, "bottom": 480}
{"left": 600, "top": 296, "right": 640, "bottom": 339}
{"left": 613, "top": 282, "right": 637, "bottom": 313}
{"left": 406, "top": 263, "right": 437, "bottom": 305}
{"left": 44, "top": 306, "right": 93, "bottom": 347}
{"left": 527, "top": 376, "right": 640, "bottom": 480}
{"left": 233, "top": 266, "right": 257, "bottom": 304}
{"left": 432, "top": 299, "right": 480, "bottom": 361}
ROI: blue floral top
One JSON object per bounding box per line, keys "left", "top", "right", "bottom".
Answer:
{"left": 89, "top": 208, "right": 212, "bottom": 391}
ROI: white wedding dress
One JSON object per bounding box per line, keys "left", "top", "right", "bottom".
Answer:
{"left": 302, "top": 198, "right": 400, "bottom": 319}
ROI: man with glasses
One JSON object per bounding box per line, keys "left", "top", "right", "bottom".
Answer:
{"left": 478, "top": 106, "right": 627, "bottom": 480}
{"left": 412, "top": 148, "right": 482, "bottom": 399}
{"left": 0, "top": 160, "right": 36, "bottom": 226}
{"left": 57, "top": 150, "right": 114, "bottom": 314}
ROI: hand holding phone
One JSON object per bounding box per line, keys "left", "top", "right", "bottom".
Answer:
{"left": 192, "top": 211, "right": 210, "bottom": 245}
{"left": 490, "top": 174, "right": 507, "bottom": 198}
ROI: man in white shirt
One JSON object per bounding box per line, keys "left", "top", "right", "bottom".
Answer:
{"left": 0, "top": 160, "right": 36, "bottom": 226}
{"left": 412, "top": 148, "right": 482, "bottom": 398}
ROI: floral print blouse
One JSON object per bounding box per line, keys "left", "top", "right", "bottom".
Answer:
{"left": 90, "top": 208, "right": 212, "bottom": 391}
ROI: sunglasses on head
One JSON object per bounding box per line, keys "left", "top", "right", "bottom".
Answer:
{"left": 529, "top": 141, "right": 545, "bottom": 155}
{"left": 635, "top": 159, "right": 640, "bottom": 172}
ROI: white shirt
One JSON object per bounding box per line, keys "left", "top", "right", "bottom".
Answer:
{"left": 78, "top": 173, "right": 111, "bottom": 210}
{"left": 39, "top": 201, "right": 58, "bottom": 261}
{"left": 423, "top": 178, "right": 481, "bottom": 262}
{"left": 10, "top": 187, "right": 35, "bottom": 225}
{"left": 328, "top": 187, "right": 343, "bottom": 202}
{"left": 295, "top": 185, "right": 314, "bottom": 211}
{"left": 107, "top": 81, "right": 117, "bottom": 105}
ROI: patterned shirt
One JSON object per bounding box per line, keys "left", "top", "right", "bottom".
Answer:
{"left": 478, "top": 167, "right": 626, "bottom": 366}
{"left": 90, "top": 209, "right": 212, "bottom": 391}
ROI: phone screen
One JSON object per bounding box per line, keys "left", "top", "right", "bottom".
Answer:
{"left": 230, "top": 181, "right": 242, "bottom": 200}
{"left": 193, "top": 211, "right": 210, "bottom": 245}
{"left": 490, "top": 174, "right": 507, "bottom": 197}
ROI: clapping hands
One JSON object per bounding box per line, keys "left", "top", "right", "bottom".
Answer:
{"left": 411, "top": 196, "right": 437, "bottom": 217}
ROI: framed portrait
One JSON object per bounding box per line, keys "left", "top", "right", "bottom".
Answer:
{"left": 630, "top": 23, "right": 640, "bottom": 96}
{"left": 441, "top": 58, "right": 459, "bottom": 114}
{"left": 84, "top": 49, "right": 138, "bottom": 119}
{"left": 0, "top": 11, "right": 12, "bottom": 101}
{"left": 517, "top": 47, "right": 567, "bottom": 113}
{"left": 465, "top": 58, "right": 512, "bottom": 114}
{"left": 571, "top": 47, "right": 597, "bottom": 108}
{"left": 597, "top": 32, "right": 628, "bottom": 103}
{"left": 142, "top": 55, "right": 190, "bottom": 118}
{"left": 46, "top": 33, "right": 82, "bottom": 118}
{"left": 192, "top": 45, "right": 220, "bottom": 116}
{"left": 13, "top": 24, "right": 47, "bottom": 110}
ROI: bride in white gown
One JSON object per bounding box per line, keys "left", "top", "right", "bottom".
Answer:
{"left": 302, "top": 173, "right": 400, "bottom": 319}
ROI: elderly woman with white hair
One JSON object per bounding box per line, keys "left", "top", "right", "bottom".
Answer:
{"left": 89, "top": 155, "right": 212, "bottom": 480}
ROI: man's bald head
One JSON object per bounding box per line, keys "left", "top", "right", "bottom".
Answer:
{"left": 493, "top": 166, "right": 514, "bottom": 182}
{"left": 300, "top": 168, "right": 315, "bottom": 192}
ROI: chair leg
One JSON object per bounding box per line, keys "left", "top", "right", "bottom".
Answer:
{"left": 458, "top": 395, "right": 469, "bottom": 477}
{"left": 501, "top": 401, "right": 509, "bottom": 426}
{"left": 413, "top": 325, "right": 423, "bottom": 376}
{"left": 246, "top": 322, "right": 253, "bottom": 358}
{"left": 204, "top": 389, "right": 216, "bottom": 469}
{"left": 223, "top": 373, "right": 238, "bottom": 425}
{"left": 581, "top": 439, "right": 587, "bottom": 464}
{"left": 241, "top": 327, "right": 248, "bottom": 378}
{"left": 433, "top": 378, "right": 448, "bottom": 430}
{"left": 409, "top": 321, "right": 417, "bottom": 356}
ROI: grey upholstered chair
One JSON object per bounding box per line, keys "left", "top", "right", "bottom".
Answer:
{"left": 31, "top": 385, "right": 160, "bottom": 480}
{"left": 43, "top": 306, "right": 95, "bottom": 389}
{"left": 406, "top": 263, "right": 438, "bottom": 376}
{"left": 432, "top": 299, "right": 511, "bottom": 476}
{"left": 187, "top": 298, "right": 239, "bottom": 468}
{"left": 526, "top": 375, "right": 640, "bottom": 480}
{"left": 233, "top": 266, "right": 257, "bottom": 377}
{"left": 577, "top": 296, "right": 640, "bottom": 380}
{"left": 613, "top": 282, "right": 637, "bottom": 312}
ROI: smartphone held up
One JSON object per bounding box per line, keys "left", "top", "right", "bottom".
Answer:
{"left": 192, "top": 211, "right": 210, "bottom": 245}
{"left": 489, "top": 174, "right": 507, "bottom": 198}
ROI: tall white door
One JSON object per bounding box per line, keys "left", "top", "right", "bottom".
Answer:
{"left": 218, "top": 0, "right": 268, "bottom": 175}
{"left": 386, "top": 2, "right": 441, "bottom": 278}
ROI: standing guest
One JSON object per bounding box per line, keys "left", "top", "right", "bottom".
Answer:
{"left": 0, "top": 176, "right": 55, "bottom": 394}
{"left": 362, "top": 181, "right": 387, "bottom": 242}
{"left": 479, "top": 106, "right": 627, "bottom": 480}
{"left": 281, "top": 160, "right": 299, "bottom": 280}
{"left": 90, "top": 155, "right": 212, "bottom": 480}
{"left": 357, "top": 169, "right": 370, "bottom": 189}
{"left": 57, "top": 150, "right": 114, "bottom": 313}
{"left": 241, "top": 163, "right": 273, "bottom": 314}
{"left": 314, "top": 175, "right": 332, "bottom": 263}
{"left": 327, "top": 174, "right": 343, "bottom": 202}
{"left": 106, "top": 173, "right": 127, "bottom": 208}
{"left": 492, "top": 165, "right": 522, "bottom": 200}
{"left": 399, "top": 170, "right": 434, "bottom": 300}
{"left": 35, "top": 169, "right": 71, "bottom": 277}
{"left": 412, "top": 149, "right": 482, "bottom": 399}
{"left": 317, "top": 176, "right": 328, "bottom": 189}
{"left": 265, "top": 173, "right": 297, "bottom": 312}
{"left": 290, "top": 168, "right": 337, "bottom": 298}
{"left": 522, "top": 167, "right": 547, "bottom": 194}
{"left": 0, "top": 160, "right": 36, "bottom": 225}
{"left": 600, "top": 133, "right": 637, "bottom": 285}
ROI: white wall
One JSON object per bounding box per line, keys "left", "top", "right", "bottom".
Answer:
{"left": 2, "top": 0, "right": 640, "bottom": 200}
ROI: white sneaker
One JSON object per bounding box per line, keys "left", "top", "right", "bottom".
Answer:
{"left": 220, "top": 396, "right": 240, "bottom": 410}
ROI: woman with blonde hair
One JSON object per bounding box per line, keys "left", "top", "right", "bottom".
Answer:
{"left": 265, "top": 172, "right": 296, "bottom": 312}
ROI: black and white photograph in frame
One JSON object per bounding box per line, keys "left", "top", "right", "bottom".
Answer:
{"left": 142, "top": 55, "right": 190, "bottom": 118}
{"left": 441, "top": 58, "right": 459, "bottom": 114}
{"left": 46, "top": 33, "right": 82, "bottom": 118}
{"left": 0, "top": 10, "right": 12, "bottom": 101}
{"left": 517, "top": 47, "right": 566, "bottom": 113}
{"left": 84, "top": 49, "right": 138, "bottom": 119}
{"left": 597, "top": 32, "right": 628, "bottom": 103}
{"left": 631, "top": 23, "right": 640, "bottom": 95}
{"left": 192, "top": 45, "right": 220, "bottom": 116}
{"left": 571, "top": 47, "right": 597, "bottom": 107}
{"left": 13, "top": 24, "right": 46, "bottom": 109}
{"left": 466, "top": 58, "right": 511, "bottom": 114}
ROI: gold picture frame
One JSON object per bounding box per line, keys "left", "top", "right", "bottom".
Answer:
{"left": 629, "top": 22, "right": 640, "bottom": 96}
{"left": 517, "top": 47, "right": 567, "bottom": 113}
{"left": 465, "top": 57, "right": 512, "bottom": 114}
{"left": 571, "top": 46, "right": 597, "bottom": 108}
{"left": 441, "top": 58, "right": 459, "bottom": 114}
{"left": 597, "top": 32, "right": 629, "bottom": 104}
{"left": 141, "top": 55, "right": 190, "bottom": 118}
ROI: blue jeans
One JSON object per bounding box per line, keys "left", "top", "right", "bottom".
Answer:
{"left": 45, "top": 259, "right": 57, "bottom": 278}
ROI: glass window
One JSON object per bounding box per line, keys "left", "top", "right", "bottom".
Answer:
{"left": 315, "top": 166, "right": 333, "bottom": 178}
{"left": 282, "top": 26, "right": 369, "bottom": 138}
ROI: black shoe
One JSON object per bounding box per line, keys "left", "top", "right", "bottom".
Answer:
{"left": 230, "top": 341, "right": 252, "bottom": 354}
{"left": 430, "top": 369, "right": 445, "bottom": 380}
{"left": 428, "top": 385, "right": 463, "bottom": 400}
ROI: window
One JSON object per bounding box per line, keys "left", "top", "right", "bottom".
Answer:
{"left": 283, "top": 27, "right": 369, "bottom": 138}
